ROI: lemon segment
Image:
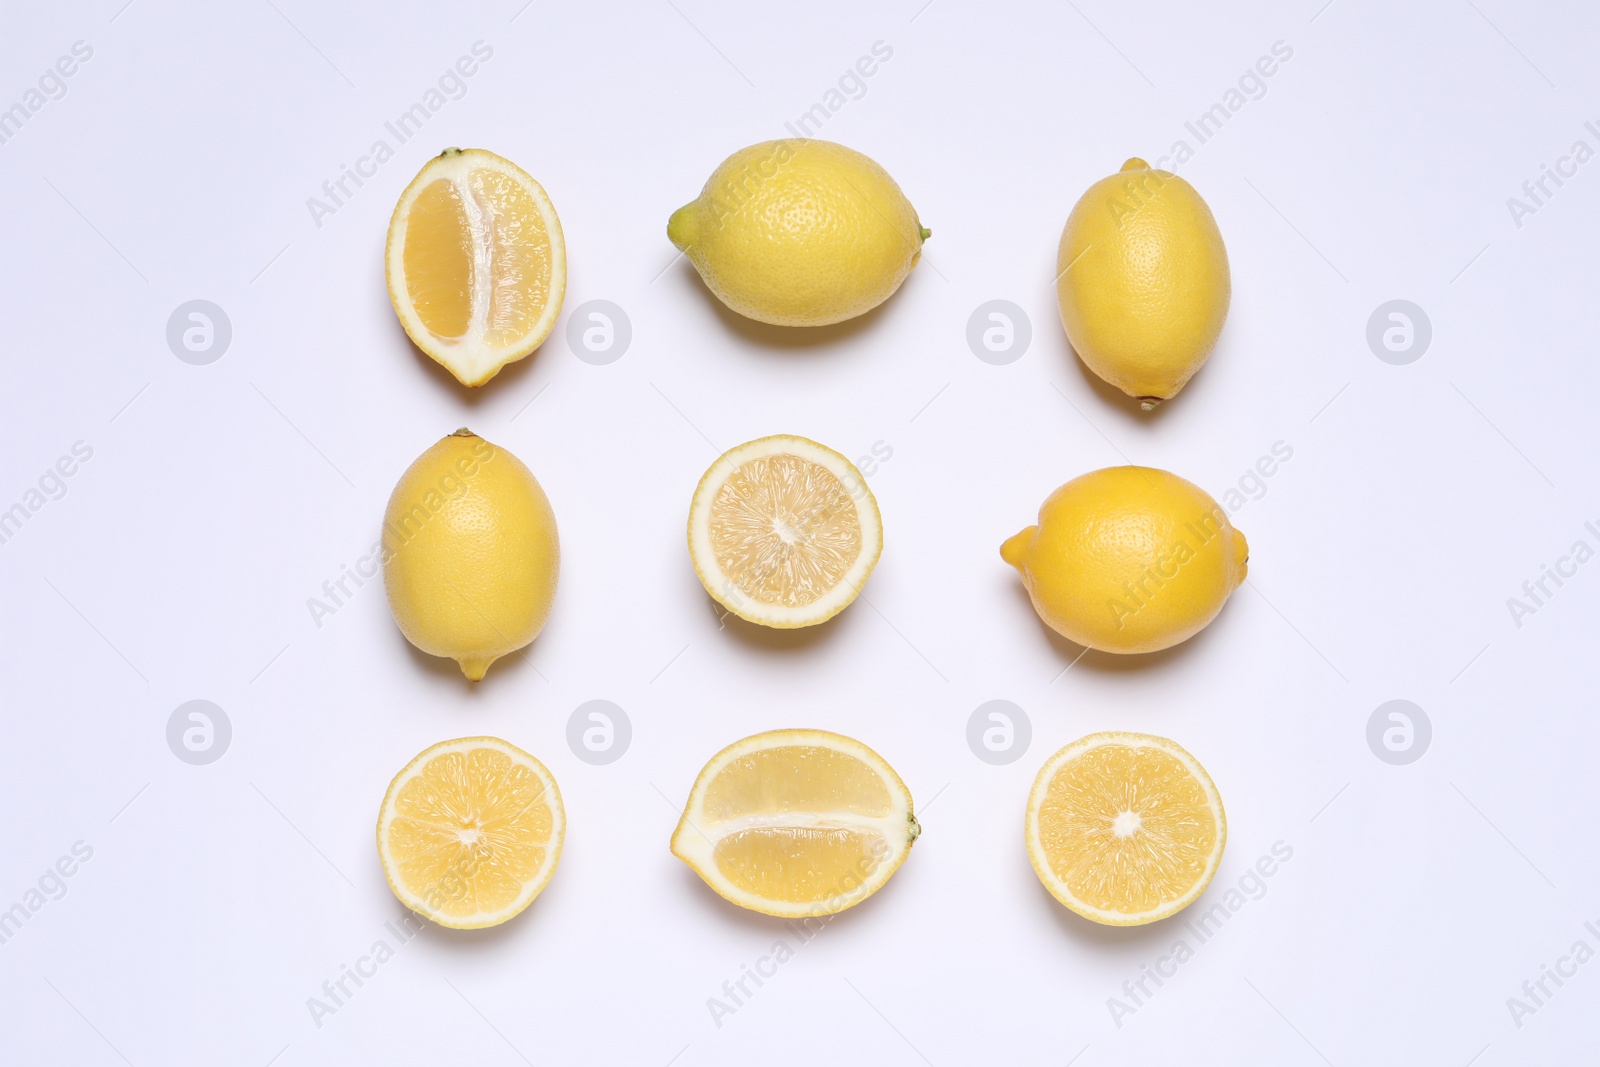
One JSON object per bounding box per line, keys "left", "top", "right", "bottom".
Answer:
{"left": 377, "top": 737, "right": 564, "bottom": 929}
{"left": 1056, "top": 157, "right": 1230, "bottom": 405}
{"left": 386, "top": 148, "right": 566, "bottom": 387}
{"left": 1026, "top": 732, "right": 1225, "bottom": 926}
{"left": 1003, "top": 466, "right": 1246, "bottom": 654}
{"left": 688, "top": 435, "right": 882, "bottom": 628}
{"left": 672, "top": 730, "right": 918, "bottom": 918}
{"left": 669, "top": 139, "right": 926, "bottom": 326}
{"left": 382, "top": 430, "right": 559, "bottom": 681}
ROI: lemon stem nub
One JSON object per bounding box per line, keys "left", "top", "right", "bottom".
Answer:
{"left": 1000, "top": 528, "right": 1034, "bottom": 569}
{"left": 1138, "top": 397, "right": 1163, "bottom": 412}
{"left": 667, "top": 205, "right": 697, "bottom": 252}
{"left": 450, "top": 426, "right": 476, "bottom": 437}
{"left": 920, "top": 226, "right": 932, "bottom": 241}
{"left": 458, "top": 656, "right": 494, "bottom": 681}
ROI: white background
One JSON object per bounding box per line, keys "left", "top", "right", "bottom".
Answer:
{"left": 2, "top": 0, "right": 1596, "bottom": 1063}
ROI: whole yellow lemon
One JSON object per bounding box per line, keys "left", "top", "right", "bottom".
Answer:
{"left": 1001, "top": 467, "right": 1247, "bottom": 654}
{"left": 1056, "top": 158, "right": 1230, "bottom": 407}
{"left": 667, "top": 139, "right": 928, "bottom": 327}
{"left": 382, "top": 430, "right": 558, "bottom": 680}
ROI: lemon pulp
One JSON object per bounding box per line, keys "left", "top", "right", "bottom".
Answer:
{"left": 1027, "top": 732, "right": 1224, "bottom": 925}
{"left": 672, "top": 730, "right": 917, "bottom": 917}
{"left": 377, "top": 737, "right": 564, "bottom": 929}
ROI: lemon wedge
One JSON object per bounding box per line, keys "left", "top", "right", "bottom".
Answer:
{"left": 672, "top": 729, "right": 919, "bottom": 918}
{"left": 385, "top": 148, "right": 566, "bottom": 387}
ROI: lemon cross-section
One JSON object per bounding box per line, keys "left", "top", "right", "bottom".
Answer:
{"left": 688, "top": 435, "right": 882, "bottom": 628}
{"left": 377, "top": 737, "right": 564, "bottom": 929}
{"left": 671, "top": 729, "right": 919, "bottom": 918}
{"left": 1026, "top": 732, "right": 1225, "bottom": 926}
{"left": 386, "top": 148, "right": 566, "bottom": 387}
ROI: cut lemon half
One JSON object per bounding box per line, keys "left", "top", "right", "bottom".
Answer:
{"left": 385, "top": 148, "right": 566, "bottom": 387}
{"left": 671, "top": 729, "right": 919, "bottom": 918}
{"left": 377, "top": 737, "right": 564, "bottom": 929}
{"left": 1026, "top": 732, "right": 1225, "bottom": 926}
{"left": 688, "top": 435, "right": 882, "bottom": 628}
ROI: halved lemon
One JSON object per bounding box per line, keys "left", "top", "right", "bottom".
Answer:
{"left": 1026, "top": 731, "right": 1225, "bottom": 926}
{"left": 385, "top": 148, "right": 566, "bottom": 387}
{"left": 377, "top": 737, "right": 564, "bottom": 929}
{"left": 671, "top": 729, "right": 919, "bottom": 918}
{"left": 687, "top": 435, "right": 882, "bottom": 628}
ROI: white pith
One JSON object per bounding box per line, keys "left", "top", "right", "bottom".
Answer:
{"left": 671, "top": 729, "right": 916, "bottom": 919}
{"left": 1025, "top": 731, "right": 1226, "bottom": 926}
{"left": 385, "top": 149, "right": 567, "bottom": 386}
{"left": 687, "top": 435, "right": 883, "bottom": 628}
{"left": 376, "top": 736, "right": 565, "bottom": 930}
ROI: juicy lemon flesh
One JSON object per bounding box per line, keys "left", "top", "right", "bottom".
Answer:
{"left": 702, "top": 745, "right": 893, "bottom": 820}
{"left": 1035, "top": 743, "right": 1218, "bottom": 916}
{"left": 710, "top": 453, "right": 861, "bottom": 609}
{"left": 673, "top": 732, "right": 916, "bottom": 916}
{"left": 714, "top": 826, "right": 888, "bottom": 903}
{"left": 403, "top": 169, "right": 553, "bottom": 346}
{"left": 386, "top": 746, "right": 555, "bottom": 921}
{"left": 404, "top": 180, "right": 473, "bottom": 340}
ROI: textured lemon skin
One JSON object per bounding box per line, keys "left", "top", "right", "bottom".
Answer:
{"left": 382, "top": 431, "right": 558, "bottom": 680}
{"left": 1002, "top": 466, "right": 1246, "bottom": 654}
{"left": 1056, "top": 158, "right": 1230, "bottom": 402}
{"left": 668, "top": 140, "right": 926, "bottom": 327}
